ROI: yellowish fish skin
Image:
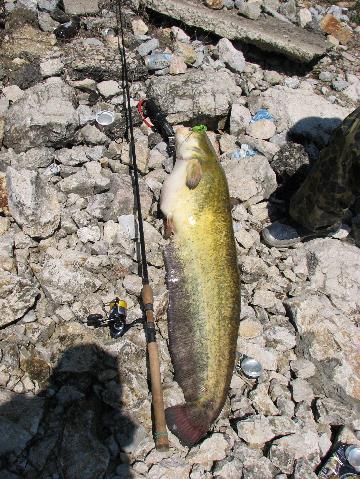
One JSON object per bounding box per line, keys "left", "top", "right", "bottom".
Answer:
{"left": 160, "top": 128, "right": 240, "bottom": 446}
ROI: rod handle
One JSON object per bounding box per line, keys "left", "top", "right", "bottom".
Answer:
{"left": 142, "top": 285, "right": 169, "bottom": 451}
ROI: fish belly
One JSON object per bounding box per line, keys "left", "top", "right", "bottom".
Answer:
{"left": 164, "top": 183, "right": 240, "bottom": 447}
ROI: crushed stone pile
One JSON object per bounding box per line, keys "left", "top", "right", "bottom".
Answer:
{"left": 0, "top": 0, "right": 359, "bottom": 477}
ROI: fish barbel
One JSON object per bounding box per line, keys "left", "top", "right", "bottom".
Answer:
{"left": 160, "top": 127, "right": 240, "bottom": 447}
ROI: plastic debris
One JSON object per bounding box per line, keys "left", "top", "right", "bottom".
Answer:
{"left": 44, "top": 163, "right": 60, "bottom": 176}
{"left": 54, "top": 17, "right": 80, "bottom": 39}
{"left": 231, "top": 144, "right": 257, "bottom": 159}
{"left": 318, "top": 443, "right": 360, "bottom": 477}
{"left": 102, "top": 27, "right": 116, "bottom": 37}
{"left": 145, "top": 53, "right": 173, "bottom": 70}
{"left": 95, "top": 110, "right": 115, "bottom": 126}
{"left": 250, "top": 108, "right": 274, "bottom": 123}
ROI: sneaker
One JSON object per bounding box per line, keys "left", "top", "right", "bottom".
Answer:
{"left": 261, "top": 221, "right": 340, "bottom": 248}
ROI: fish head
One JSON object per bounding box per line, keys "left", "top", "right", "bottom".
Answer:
{"left": 175, "top": 127, "right": 217, "bottom": 163}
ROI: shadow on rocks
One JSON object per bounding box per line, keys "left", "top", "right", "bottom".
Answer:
{"left": 0, "top": 344, "right": 136, "bottom": 479}
{"left": 267, "top": 115, "right": 344, "bottom": 219}
{"left": 287, "top": 116, "right": 344, "bottom": 150}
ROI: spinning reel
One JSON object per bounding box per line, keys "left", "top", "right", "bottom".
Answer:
{"left": 87, "top": 297, "right": 128, "bottom": 339}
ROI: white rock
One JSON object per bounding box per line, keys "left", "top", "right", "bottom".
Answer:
{"left": 249, "top": 383, "right": 279, "bottom": 415}
{"left": 237, "top": 0, "right": 261, "bottom": 19}
{"left": 2, "top": 85, "right": 24, "bottom": 103}
{"left": 252, "top": 289, "right": 277, "bottom": 309}
{"left": 223, "top": 155, "right": 277, "bottom": 202}
{"left": 97, "top": 80, "right": 121, "bottom": 98}
{"left": 148, "top": 457, "right": 191, "bottom": 479}
{"left": 0, "top": 234, "right": 15, "bottom": 272}
{"left": 239, "top": 256, "right": 270, "bottom": 283}
{"left": 171, "top": 26, "right": 190, "bottom": 43}
{"left": 35, "top": 251, "right": 103, "bottom": 304}
{"left": 264, "top": 326, "right": 296, "bottom": 352}
{"left": 77, "top": 225, "right": 101, "bottom": 243}
{"left": 290, "top": 378, "right": 314, "bottom": 403}
{"left": 132, "top": 18, "right": 149, "bottom": 36}
{"left": 299, "top": 8, "right": 312, "bottom": 27}
{"left": 169, "top": 55, "right": 187, "bottom": 75}
{"left": 38, "top": 11, "right": 59, "bottom": 32}
{"left": 343, "top": 75, "right": 360, "bottom": 101}
{"left": 237, "top": 340, "right": 278, "bottom": 371}
{"left": 38, "top": 0, "right": 58, "bottom": 11}
{"left": 284, "top": 77, "right": 300, "bottom": 89}
{"left": 40, "top": 58, "right": 64, "bottom": 77}
{"left": 285, "top": 293, "right": 360, "bottom": 402}
{"left": 4, "top": 77, "right": 79, "bottom": 153}
{"left": 123, "top": 274, "right": 143, "bottom": 296}
{"left": 235, "top": 228, "right": 255, "bottom": 249}
{"left": 217, "top": 38, "right": 246, "bottom": 73}
{"left": 305, "top": 238, "right": 360, "bottom": 315}
{"left": 84, "top": 161, "right": 110, "bottom": 193}
{"left": 137, "top": 38, "right": 159, "bottom": 56}
{"left": 78, "top": 124, "right": 109, "bottom": 145}
{"left": 315, "top": 397, "right": 355, "bottom": 425}
{"left": 60, "top": 170, "right": 95, "bottom": 196}
{"left": 239, "top": 318, "right": 263, "bottom": 338}
{"left": 188, "top": 433, "right": 228, "bottom": 466}
{"left": 260, "top": 86, "right": 351, "bottom": 147}
{"left": 318, "top": 431, "right": 332, "bottom": 457}
{"left": 237, "top": 415, "right": 297, "bottom": 445}
{"left": 213, "top": 457, "right": 243, "bottom": 478}
{"left": 234, "top": 442, "right": 276, "bottom": 478}
{"left": 246, "top": 119, "right": 276, "bottom": 140}
{"left": 147, "top": 70, "right": 242, "bottom": 124}
{"left": 17, "top": 0, "right": 37, "bottom": 10}
{"left": 0, "top": 271, "right": 39, "bottom": 327}
{"left": 290, "top": 359, "right": 316, "bottom": 379}
{"left": 269, "top": 430, "right": 320, "bottom": 474}
{"left": 7, "top": 167, "right": 60, "bottom": 238}
{"left": 327, "top": 34, "right": 340, "bottom": 46}
{"left": 63, "top": 0, "right": 99, "bottom": 14}
{"left": 121, "top": 136, "right": 149, "bottom": 173}
{"left": 103, "top": 220, "right": 127, "bottom": 246}
{"left": 230, "top": 104, "right": 251, "bottom": 136}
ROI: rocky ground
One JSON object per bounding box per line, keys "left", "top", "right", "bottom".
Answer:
{"left": 0, "top": 0, "right": 359, "bottom": 478}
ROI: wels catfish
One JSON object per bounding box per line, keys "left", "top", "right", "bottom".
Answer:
{"left": 160, "top": 126, "right": 240, "bottom": 447}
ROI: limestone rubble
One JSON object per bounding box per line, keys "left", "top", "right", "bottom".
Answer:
{"left": 0, "top": 0, "right": 359, "bottom": 478}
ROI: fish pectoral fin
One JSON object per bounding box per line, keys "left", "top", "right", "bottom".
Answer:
{"left": 186, "top": 159, "right": 202, "bottom": 190}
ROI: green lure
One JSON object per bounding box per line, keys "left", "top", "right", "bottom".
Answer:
{"left": 192, "top": 124, "right": 207, "bottom": 133}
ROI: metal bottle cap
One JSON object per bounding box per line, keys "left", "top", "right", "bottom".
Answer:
{"left": 95, "top": 110, "right": 115, "bottom": 126}
{"left": 345, "top": 445, "right": 360, "bottom": 471}
{"left": 240, "top": 356, "right": 262, "bottom": 379}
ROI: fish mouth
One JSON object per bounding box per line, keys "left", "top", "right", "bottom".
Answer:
{"left": 175, "top": 127, "right": 203, "bottom": 160}
{"left": 175, "top": 127, "right": 193, "bottom": 149}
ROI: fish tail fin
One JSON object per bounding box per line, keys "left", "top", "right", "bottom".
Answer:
{"left": 165, "top": 403, "right": 209, "bottom": 447}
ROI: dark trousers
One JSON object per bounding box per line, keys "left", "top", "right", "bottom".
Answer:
{"left": 289, "top": 107, "right": 360, "bottom": 231}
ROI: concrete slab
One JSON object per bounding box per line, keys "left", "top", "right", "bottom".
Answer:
{"left": 141, "top": 0, "right": 328, "bottom": 63}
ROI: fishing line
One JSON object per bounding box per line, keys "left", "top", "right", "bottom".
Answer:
{"left": 178, "top": 130, "right": 194, "bottom": 148}
{"left": 114, "top": 0, "right": 169, "bottom": 452}
{"left": 115, "top": 0, "right": 149, "bottom": 285}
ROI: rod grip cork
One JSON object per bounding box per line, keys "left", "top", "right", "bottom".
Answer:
{"left": 142, "top": 284, "right": 169, "bottom": 451}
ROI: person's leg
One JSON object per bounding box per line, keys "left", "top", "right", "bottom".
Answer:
{"left": 262, "top": 107, "right": 360, "bottom": 247}
{"left": 289, "top": 107, "right": 360, "bottom": 231}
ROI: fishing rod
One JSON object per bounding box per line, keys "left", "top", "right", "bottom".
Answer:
{"left": 115, "top": 0, "right": 169, "bottom": 452}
